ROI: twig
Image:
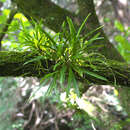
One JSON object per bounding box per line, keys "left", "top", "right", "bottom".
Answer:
{"left": 50, "top": 102, "right": 59, "bottom": 130}
{"left": 91, "top": 120, "right": 96, "bottom": 130}
{"left": 23, "top": 101, "right": 36, "bottom": 128}
{"left": 41, "top": 111, "right": 74, "bottom": 126}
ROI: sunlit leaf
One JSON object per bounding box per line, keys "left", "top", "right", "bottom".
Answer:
{"left": 86, "top": 33, "right": 104, "bottom": 46}
{"left": 42, "top": 29, "right": 57, "bottom": 46}
{"left": 67, "top": 17, "right": 76, "bottom": 37}
{"left": 14, "top": 13, "right": 28, "bottom": 22}
{"left": 114, "top": 20, "right": 124, "bottom": 32}
{"left": 3, "top": 9, "right": 10, "bottom": 16}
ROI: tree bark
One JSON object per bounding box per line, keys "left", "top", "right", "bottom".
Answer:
{"left": 77, "top": 0, "right": 125, "bottom": 62}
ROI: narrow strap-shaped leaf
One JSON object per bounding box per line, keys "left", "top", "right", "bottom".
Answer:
{"left": 71, "top": 69, "right": 80, "bottom": 97}
{"left": 40, "top": 71, "right": 58, "bottom": 84}
{"left": 61, "top": 21, "right": 70, "bottom": 40}
{"left": 67, "top": 17, "right": 76, "bottom": 36}
{"left": 53, "top": 61, "right": 63, "bottom": 71}
{"left": 76, "top": 13, "right": 91, "bottom": 38}
{"left": 62, "top": 21, "right": 66, "bottom": 32}
{"left": 67, "top": 67, "right": 73, "bottom": 96}
{"left": 60, "top": 65, "right": 67, "bottom": 84}
{"left": 72, "top": 65, "right": 83, "bottom": 77}
{"left": 84, "top": 70, "right": 108, "bottom": 81}
{"left": 83, "top": 25, "right": 104, "bottom": 40}
{"left": 85, "top": 33, "right": 104, "bottom": 46}
{"left": 23, "top": 55, "right": 44, "bottom": 65}
{"left": 43, "top": 45, "right": 56, "bottom": 51}
{"left": 42, "top": 29, "right": 57, "bottom": 46}
{"left": 46, "top": 74, "right": 57, "bottom": 96}
{"left": 114, "top": 70, "right": 127, "bottom": 78}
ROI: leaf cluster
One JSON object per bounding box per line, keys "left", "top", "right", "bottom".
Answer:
{"left": 17, "top": 14, "right": 128, "bottom": 97}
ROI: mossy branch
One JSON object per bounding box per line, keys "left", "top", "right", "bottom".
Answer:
{"left": 0, "top": 51, "right": 129, "bottom": 86}
{"left": 0, "top": 51, "right": 53, "bottom": 77}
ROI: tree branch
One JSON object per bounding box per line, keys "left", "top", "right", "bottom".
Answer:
{"left": 0, "top": 51, "right": 53, "bottom": 77}
{"left": 0, "top": 51, "right": 129, "bottom": 86}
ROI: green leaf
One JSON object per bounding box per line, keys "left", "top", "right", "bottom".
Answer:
{"left": 103, "top": 17, "right": 110, "bottom": 23}
{"left": 0, "top": 0, "right": 6, "bottom": 2}
{"left": 46, "top": 74, "right": 57, "bottom": 96}
{"left": 76, "top": 13, "right": 91, "bottom": 38}
{"left": 67, "top": 17, "right": 76, "bottom": 36}
{"left": 114, "top": 71, "right": 127, "bottom": 78}
{"left": 71, "top": 70, "right": 80, "bottom": 97}
{"left": 67, "top": 67, "right": 73, "bottom": 96}
{"left": 114, "top": 20, "right": 124, "bottom": 32}
{"left": 23, "top": 55, "right": 44, "bottom": 65}
{"left": 60, "top": 65, "right": 67, "bottom": 84}
{"left": 83, "top": 25, "right": 103, "bottom": 40}
{"left": 115, "top": 35, "right": 125, "bottom": 43}
{"left": 115, "top": 35, "right": 130, "bottom": 50}
{"left": 84, "top": 70, "right": 108, "bottom": 81}
{"left": 62, "top": 21, "right": 67, "bottom": 32}
{"left": 61, "top": 21, "right": 69, "bottom": 39}
{"left": 72, "top": 65, "right": 83, "bottom": 77}
{"left": 3, "top": 9, "right": 10, "bottom": 16}
{"left": 42, "top": 29, "right": 57, "bottom": 46}
{"left": 53, "top": 61, "right": 63, "bottom": 71}
{"left": 40, "top": 71, "right": 58, "bottom": 84}
{"left": 87, "top": 33, "right": 104, "bottom": 46}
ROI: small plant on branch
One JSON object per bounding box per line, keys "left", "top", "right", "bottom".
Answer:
{"left": 16, "top": 14, "right": 128, "bottom": 97}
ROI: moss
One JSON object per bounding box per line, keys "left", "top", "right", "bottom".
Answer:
{"left": 0, "top": 51, "right": 55, "bottom": 77}
{"left": 0, "top": 51, "right": 41, "bottom": 76}
{"left": 0, "top": 51, "right": 28, "bottom": 63}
